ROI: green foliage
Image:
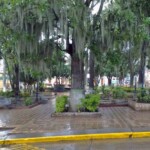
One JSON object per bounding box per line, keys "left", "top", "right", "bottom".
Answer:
{"left": 101, "top": 85, "right": 105, "bottom": 94}
{"left": 0, "top": 91, "right": 14, "bottom": 97}
{"left": 99, "top": 85, "right": 112, "bottom": 98}
{"left": 56, "top": 96, "right": 68, "bottom": 113}
{"left": 137, "top": 88, "right": 150, "bottom": 103}
{"left": 120, "top": 87, "right": 134, "bottom": 93}
{"left": 20, "top": 92, "right": 30, "bottom": 97}
{"left": 103, "top": 87, "right": 112, "bottom": 98}
{"left": 24, "top": 97, "right": 33, "bottom": 106}
{"left": 112, "top": 87, "right": 127, "bottom": 99}
{"left": 94, "top": 86, "right": 101, "bottom": 94}
{"left": 20, "top": 70, "right": 47, "bottom": 85}
{"left": 79, "top": 94, "right": 100, "bottom": 112}
{"left": 39, "top": 82, "right": 45, "bottom": 92}
{"left": 51, "top": 52, "right": 71, "bottom": 79}
{"left": 20, "top": 72, "right": 38, "bottom": 85}
{"left": 137, "top": 94, "right": 150, "bottom": 103}
{"left": 148, "top": 88, "right": 150, "bottom": 95}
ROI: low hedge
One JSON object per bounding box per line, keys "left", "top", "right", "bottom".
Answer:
{"left": 137, "top": 88, "right": 150, "bottom": 103}
{"left": 78, "top": 94, "right": 100, "bottom": 112}
{"left": 56, "top": 95, "right": 68, "bottom": 112}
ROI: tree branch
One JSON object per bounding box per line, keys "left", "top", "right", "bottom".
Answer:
{"left": 52, "top": 9, "right": 59, "bottom": 21}
{"left": 97, "top": 0, "right": 105, "bottom": 15}
{"left": 85, "top": 0, "right": 93, "bottom": 7}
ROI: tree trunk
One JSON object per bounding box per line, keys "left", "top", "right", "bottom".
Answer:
{"left": 138, "top": 41, "right": 147, "bottom": 87}
{"left": 119, "top": 66, "right": 124, "bottom": 85}
{"left": 36, "top": 81, "right": 39, "bottom": 102}
{"left": 69, "top": 53, "right": 84, "bottom": 112}
{"left": 4, "top": 57, "right": 15, "bottom": 91}
{"left": 2, "top": 59, "right": 6, "bottom": 92}
{"left": 84, "top": 58, "right": 88, "bottom": 91}
{"left": 108, "top": 76, "right": 112, "bottom": 86}
{"left": 128, "top": 44, "right": 134, "bottom": 87}
{"left": 130, "top": 73, "right": 134, "bottom": 87}
{"left": 89, "top": 51, "right": 94, "bottom": 93}
{"left": 14, "top": 64, "right": 20, "bottom": 101}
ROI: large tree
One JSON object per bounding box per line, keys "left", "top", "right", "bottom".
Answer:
{"left": 0, "top": 0, "right": 106, "bottom": 111}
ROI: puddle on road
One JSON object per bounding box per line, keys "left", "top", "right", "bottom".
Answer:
{"left": 0, "top": 128, "right": 14, "bottom": 136}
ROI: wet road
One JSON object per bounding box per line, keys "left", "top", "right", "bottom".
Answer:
{"left": 33, "top": 138, "right": 150, "bottom": 150}
{"left": 1, "top": 138, "right": 150, "bottom": 150}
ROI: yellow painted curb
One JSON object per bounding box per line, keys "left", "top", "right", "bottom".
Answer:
{"left": 0, "top": 132, "right": 150, "bottom": 145}
{"left": 132, "top": 132, "right": 150, "bottom": 138}
{"left": 0, "top": 132, "right": 131, "bottom": 145}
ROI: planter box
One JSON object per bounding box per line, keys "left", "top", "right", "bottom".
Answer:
{"left": 128, "top": 100, "right": 150, "bottom": 111}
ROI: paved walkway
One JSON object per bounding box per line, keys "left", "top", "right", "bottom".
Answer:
{"left": 0, "top": 93, "right": 150, "bottom": 137}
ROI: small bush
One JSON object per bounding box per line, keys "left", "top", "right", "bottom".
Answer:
{"left": 137, "top": 95, "right": 150, "bottom": 103}
{"left": 121, "top": 87, "right": 134, "bottom": 93}
{"left": 94, "top": 86, "right": 101, "bottom": 94}
{"left": 56, "top": 95, "right": 68, "bottom": 112}
{"left": 24, "top": 97, "right": 33, "bottom": 106}
{"left": 137, "top": 88, "right": 150, "bottom": 103}
{"left": 103, "top": 88, "right": 111, "bottom": 98}
{"left": 0, "top": 91, "right": 14, "bottom": 97}
{"left": 20, "top": 92, "right": 30, "bottom": 97}
{"left": 148, "top": 88, "right": 150, "bottom": 95}
{"left": 112, "top": 87, "right": 127, "bottom": 99}
{"left": 39, "top": 83, "right": 45, "bottom": 92}
{"left": 79, "top": 94, "right": 100, "bottom": 112}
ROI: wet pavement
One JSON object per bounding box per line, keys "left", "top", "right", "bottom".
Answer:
{"left": 5, "top": 106, "right": 150, "bottom": 134}
{"left": 33, "top": 138, "right": 150, "bottom": 150}
{"left": 0, "top": 92, "right": 150, "bottom": 139}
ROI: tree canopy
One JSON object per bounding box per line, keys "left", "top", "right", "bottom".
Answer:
{"left": 0, "top": 0, "right": 150, "bottom": 110}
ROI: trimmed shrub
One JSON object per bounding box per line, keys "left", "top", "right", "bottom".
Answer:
{"left": 79, "top": 94, "right": 100, "bottom": 112}
{"left": 121, "top": 87, "right": 134, "bottom": 93}
{"left": 24, "top": 97, "right": 33, "bottom": 106}
{"left": 56, "top": 95, "right": 68, "bottom": 112}
{"left": 0, "top": 91, "right": 14, "bottom": 97}
{"left": 20, "top": 92, "right": 30, "bottom": 97}
{"left": 137, "top": 88, "right": 150, "bottom": 103}
{"left": 112, "top": 87, "right": 127, "bottom": 99}
{"left": 103, "top": 87, "right": 111, "bottom": 98}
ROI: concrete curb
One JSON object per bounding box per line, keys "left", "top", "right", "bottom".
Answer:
{"left": 0, "top": 132, "right": 150, "bottom": 145}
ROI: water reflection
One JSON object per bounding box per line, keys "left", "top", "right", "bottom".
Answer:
{"left": 0, "top": 119, "right": 6, "bottom": 128}
{"left": 51, "top": 98, "right": 56, "bottom": 112}
{"left": 0, "top": 128, "right": 13, "bottom": 136}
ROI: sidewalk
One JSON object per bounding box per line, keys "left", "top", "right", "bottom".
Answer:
{"left": 0, "top": 94, "right": 150, "bottom": 144}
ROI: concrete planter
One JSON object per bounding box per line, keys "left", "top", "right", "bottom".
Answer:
{"left": 128, "top": 100, "right": 150, "bottom": 111}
